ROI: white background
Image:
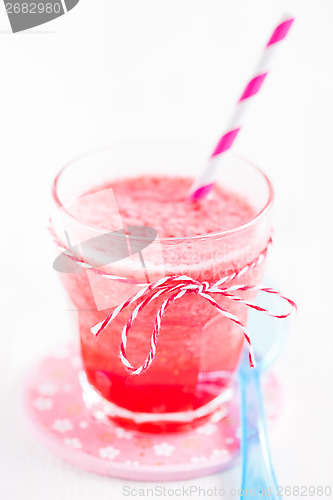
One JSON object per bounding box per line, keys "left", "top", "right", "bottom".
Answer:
{"left": 0, "top": 1, "right": 332, "bottom": 499}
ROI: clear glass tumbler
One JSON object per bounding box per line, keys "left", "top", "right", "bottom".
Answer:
{"left": 50, "top": 142, "right": 273, "bottom": 433}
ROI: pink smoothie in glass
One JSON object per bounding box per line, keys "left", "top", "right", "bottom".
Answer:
{"left": 60, "top": 175, "right": 265, "bottom": 432}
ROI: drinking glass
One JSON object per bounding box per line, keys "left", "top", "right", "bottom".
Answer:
{"left": 51, "top": 142, "right": 273, "bottom": 432}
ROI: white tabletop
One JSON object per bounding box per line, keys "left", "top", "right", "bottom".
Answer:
{"left": 1, "top": 1, "right": 332, "bottom": 498}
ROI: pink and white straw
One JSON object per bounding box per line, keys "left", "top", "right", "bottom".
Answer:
{"left": 189, "top": 13, "right": 294, "bottom": 200}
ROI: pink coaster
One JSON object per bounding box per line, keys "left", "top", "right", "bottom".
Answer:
{"left": 23, "top": 344, "right": 282, "bottom": 481}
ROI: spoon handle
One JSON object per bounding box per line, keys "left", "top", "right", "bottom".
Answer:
{"left": 239, "top": 368, "right": 281, "bottom": 499}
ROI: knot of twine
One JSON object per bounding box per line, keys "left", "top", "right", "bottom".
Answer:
{"left": 49, "top": 227, "right": 296, "bottom": 376}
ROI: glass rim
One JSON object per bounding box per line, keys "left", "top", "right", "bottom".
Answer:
{"left": 52, "top": 142, "right": 274, "bottom": 243}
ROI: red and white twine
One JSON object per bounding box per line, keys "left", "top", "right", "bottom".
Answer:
{"left": 50, "top": 227, "right": 296, "bottom": 376}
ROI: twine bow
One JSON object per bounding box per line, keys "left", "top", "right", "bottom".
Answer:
{"left": 49, "top": 226, "right": 296, "bottom": 376}
{"left": 91, "top": 273, "right": 296, "bottom": 375}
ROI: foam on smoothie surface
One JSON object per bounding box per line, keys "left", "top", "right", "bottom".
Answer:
{"left": 70, "top": 176, "right": 255, "bottom": 238}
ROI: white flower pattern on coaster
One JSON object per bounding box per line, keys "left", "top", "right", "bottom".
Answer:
{"left": 64, "top": 438, "right": 82, "bottom": 449}
{"left": 37, "top": 382, "right": 58, "bottom": 396}
{"left": 99, "top": 446, "right": 120, "bottom": 460}
{"left": 114, "top": 427, "right": 133, "bottom": 440}
{"left": 52, "top": 419, "right": 74, "bottom": 433}
{"left": 79, "top": 421, "right": 89, "bottom": 429}
{"left": 153, "top": 442, "right": 175, "bottom": 457}
{"left": 190, "top": 456, "right": 208, "bottom": 463}
{"left": 196, "top": 423, "right": 217, "bottom": 436}
{"left": 124, "top": 460, "right": 139, "bottom": 466}
{"left": 210, "top": 448, "right": 231, "bottom": 460}
{"left": 33, "top": 397, "right": 53, "bottom": 411}
{"left": 71, "top": 356, "right": 82, "bottom": 369}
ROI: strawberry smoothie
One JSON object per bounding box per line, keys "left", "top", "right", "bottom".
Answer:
{"left": 56, "top": 173, "right": 271, "bottom": 432}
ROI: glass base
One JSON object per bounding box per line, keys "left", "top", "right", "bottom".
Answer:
{"left": 79, "top": 371, "right": 234, "bottom": 433}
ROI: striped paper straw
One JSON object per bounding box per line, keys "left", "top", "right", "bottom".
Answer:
{"left": 189, "top": 13, "right": 294, "bottom": 201}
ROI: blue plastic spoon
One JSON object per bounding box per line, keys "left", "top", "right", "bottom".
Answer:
{"left": 239, "top": 285, "right": 290, "bottom": 499}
